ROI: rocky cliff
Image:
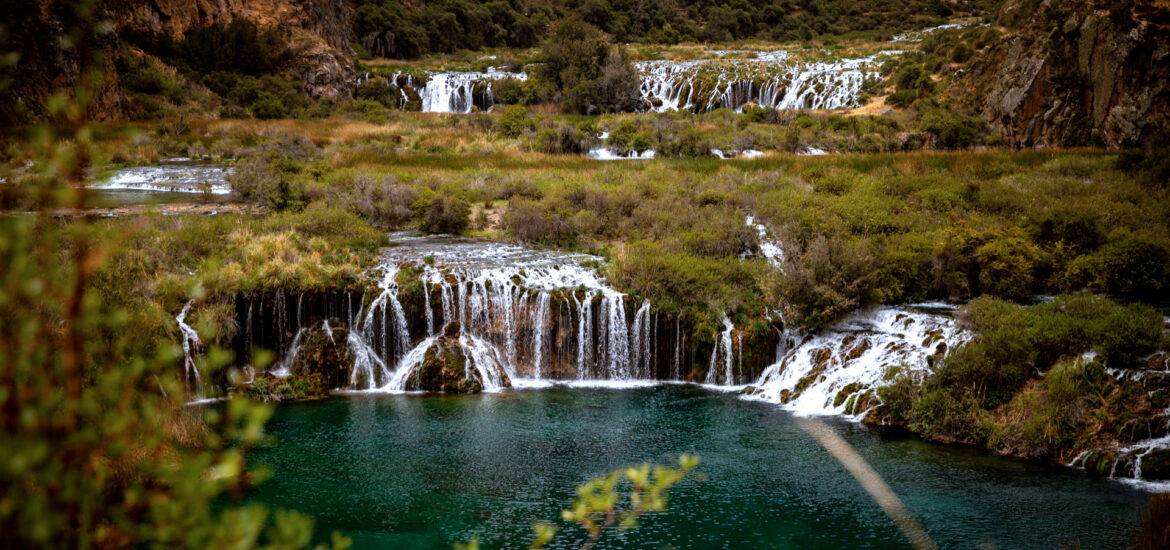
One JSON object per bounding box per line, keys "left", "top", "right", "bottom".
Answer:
{"left": 0, "top": 2, "right": 126, "bottom": 123}
{"left": 0, "top": 0, "right": 356, "bottom": 124}
{"left": 106, "top": 0, "right": 356, "bottom": 99}
{"left": 960, "top": 0, "right": 1170, "bottom": 148}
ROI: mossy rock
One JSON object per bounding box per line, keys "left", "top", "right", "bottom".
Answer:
{"left": 1141, "top": 449, "right": 1170, "bottom": 480}
{"left": 402, "top": 322, "right": 507, "bottom": 393}
{"left": 292, "top": 320, "right": 353, "bottom": 390}
{"left": 834, "top": 382, "right": 865, "bottom": 408}
{"left": 845, "top": 339, "right": 871, "bottom": 361}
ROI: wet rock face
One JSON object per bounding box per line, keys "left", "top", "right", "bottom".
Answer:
{"left": 960, "top": 1, "right": 1170, "bottom": 148}
{"left": 292, "top": 321, "right": 353, "bottom": 390}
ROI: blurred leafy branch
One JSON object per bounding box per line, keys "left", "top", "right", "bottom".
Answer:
{"left": 457, "top": 454, "right": 700, "bottom": 550}
{"left": 0, "top": 2, "right": 345, "bottom": 548}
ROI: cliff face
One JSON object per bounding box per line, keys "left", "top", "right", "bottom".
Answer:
{"left": 0, "top": 2, "right": 126, "bottom": 123}
{"left": 107, "top": 0, "right": 356, "bottom": 99}
{"left": 0, "top": 0, "right": 356, "bottom": 124}
{"left": 960, "top": 1, "right": 1170, "bottom": 148}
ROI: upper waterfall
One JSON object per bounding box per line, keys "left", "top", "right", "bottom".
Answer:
{"left": 365, "top": 49, "right": 899, "bottom": 114}
{"left": 634, "top": 50, "right": 900, "bottom": 113}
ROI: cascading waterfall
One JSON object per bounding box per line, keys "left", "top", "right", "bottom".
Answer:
{"left": 420, "top": 70, "right": 527, "bottom": 113}
{"left": 347, "top": 264, "right": 411, "bottom": 388}
{"left": 339, "top": 235, "right": 660, "bottom": 392}
{"left": 630, "top": 301, "right": 653, "bottom": 379}
{"left": 176, "top": 300, "right": 203, "bottom": 393}
{"left": 363, "top": 50, "right": 898, "bottom": 115}
{"left": 704, "top": 316, "right": 737, "bottom": 385}
{"left": 745, "top": 215, "right": 785, "bottom": 269}
{"left": 635, "top": 51, "right": 899, "bottom": 113}
{"left": 747, "top": 307, "right": 965, "bottom": 418}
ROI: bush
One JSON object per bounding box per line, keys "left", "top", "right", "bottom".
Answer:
{"left": 503, "top": 198, "right": 576, "bottom": 245}
{"left": 1062, "top": 231, "right": 1170, "bottom": 298}
{"left": 881, "top": 294, "right": 1164, "bottom": 453}
{"left": 973, "top": 234, "right": 1040, "bottom": 300}
{"left": 775, "top": 234, "right": 877, "bottom": 331}
{"left": 499, "top": 105, "right": 534, "bottom": 138}
{"left": 250, "top": 92, "right": 288, "bottom": 119}
{"left": 417, "top": 195, "right": 470, "bottom": 234}
{"left": 531, "top": 124, "right": 591, "bottom": 154}
{"left": 349, "top": 174, "right": 416, "bottom": 229}
{"left": 918, "top": 107, "right": 985, "bottom": 149}
{"left": 537, "top": 19, "right": 640, "bottom": 114}
{"left": 228, "top": 157, "right": 306, "bottom": 211}
{"left": 950, "top": 42, "right": 974, "bottom": 63}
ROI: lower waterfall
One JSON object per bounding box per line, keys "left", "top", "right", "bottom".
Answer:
{"left": 745, "top": 306, "right": 965, "bottom": 419}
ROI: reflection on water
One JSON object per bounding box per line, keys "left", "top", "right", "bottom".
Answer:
{"left": 247, "top": 385, "right": 1148, "bottom": 549}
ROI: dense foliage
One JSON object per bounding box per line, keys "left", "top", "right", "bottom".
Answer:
{"left": 0, "top": 8, "right": 348, "bottom": 547}
{"left": 534, "top": 20, "right": 641, "bottom": 114}
{"left": 350, "top": 0, "right": 995, "bottom": 58}
{"left": 879, "top": 295, "right": 1167, "bottom": 459}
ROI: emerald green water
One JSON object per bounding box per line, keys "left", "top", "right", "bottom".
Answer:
{"left": 247, "top": 385, "right": 1148, "bottom": 549}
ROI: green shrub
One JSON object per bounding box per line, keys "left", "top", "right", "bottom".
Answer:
{"left": 503, "top": 198, "right": 576, "bottom": 246}
{"left": 417, "top": 195, "right": 470, "bottom": 234}
{"left": 499, "top": 105, "right": 534, "bottom": 138}
{"left": 536, "top": 19, "right": 641, "bottom": 114}
{"left": 228, "top": 157, "right": 306, "bottom": 211}
{"left": 974, "top": 234, "right": 1040, "bottom": 300}
{"left": 250, "top": 92, "right": 288, "bottom": 119}
{"left": 774, "top": 234, "right": 876, "bottom": 331}
{"left": 1063, "top": 231, "right": 1170, "bottom": 298}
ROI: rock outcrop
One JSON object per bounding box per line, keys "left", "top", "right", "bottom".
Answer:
{"left": 0, "top": 2, "right": 126, "bottom": 123}
{"left": 291, "top": 321, "right": 354, "bottom": 390}
{"left": 401, "top": 323, "right": 510, "bottom": 394}
{"left": 959, "top": 1, "right": 1170, "bottom": 148}
{"left": 106, "top": 0, "right": 356, "bottom": 99}
{"left": 0, "top": 0, "right": 356, "bottom": 124}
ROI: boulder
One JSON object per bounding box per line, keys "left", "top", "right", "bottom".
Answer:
{"left": 402, "top": 322, "right": 510, "bottom": 394}
{"left": 292, "top": 320, "right": 353, "bottom": 389}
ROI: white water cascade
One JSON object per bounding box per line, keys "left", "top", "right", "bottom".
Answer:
{"left": 704, "top": 316, "right": 738, "bottom": 385}
{"left": 420, "top": 70, "right": 527, "bottom": 113}
{"left": 746, "top": 307, "right": 965, "bottom": 418}
{"left": 345, "top": 234, "right": 659, "bottom": 392}
{"left": 745, "top": 215, "right": 785, "bottom": 269}
{"left": 366, "top": 50, "right": 899, "bottom": 115}
{"left": 635, "top": 51, "right": 900, "bottom": 113}
{"left": 176, "top": 300, "right": 203, "bottom": 393}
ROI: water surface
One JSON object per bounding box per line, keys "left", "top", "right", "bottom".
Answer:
{"left": 248, "top": 385, "right": 1147, "bottom": 549}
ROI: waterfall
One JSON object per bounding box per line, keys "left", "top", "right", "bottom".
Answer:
{"left": 272, "top": 327, "right": 310, "bottom": 377}
{"left": 704, "top": 316, "right": 737, "bottom": 385}
{"left": 630, "top": 300, "right": 653, "bottom": 379}
{"left": 419, "top": 70, "right": 527, "bottom": 113}
{"left": 176, "top": 300, "right": 203, "bottom": 392}
{"left": 531, "top": 291, "right": 551, "bottom": 379}
{"left": 347, "top": 264, "right": 412, "bottom": 389}
{"left": 363, "top": 50, "right": 896, "bottom": 116}
{"left": 746, "top": 215, "right": 785, "bottom": 269}
{"left": 634, "top": 51, "right": 898, "bottom": 113}
{"left": 747, "top": 307, "right": 965, "bottom": 418}
{"left": 334, "top": 235, "right": 651, "bottom": 392}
